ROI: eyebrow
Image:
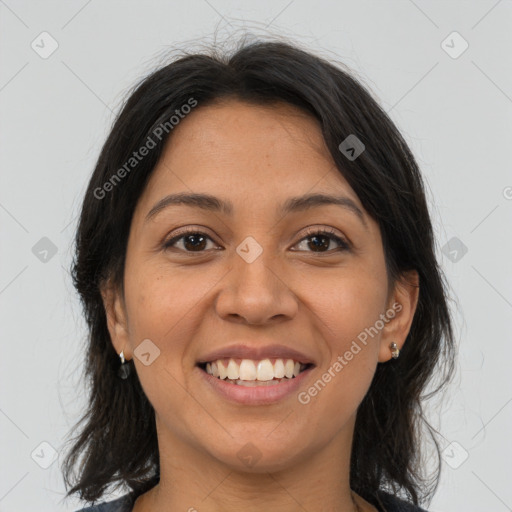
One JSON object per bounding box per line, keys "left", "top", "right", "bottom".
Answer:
{"left": 145, "top": 192, "right": 368, "bottom": 229}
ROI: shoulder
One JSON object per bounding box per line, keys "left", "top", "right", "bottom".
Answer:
{"left": 74, "top": 492, "right": 136, "bottom": 512}
{"left": 372, "top": 490, "right": 430, "bottom": 512}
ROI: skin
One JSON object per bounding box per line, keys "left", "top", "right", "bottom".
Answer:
{"left": 102, "top": 99, "right": 419, "bottom": 512}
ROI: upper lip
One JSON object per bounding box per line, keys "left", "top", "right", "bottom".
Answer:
{"left": 197, "top": 343, "right": 317, "bottom": 366}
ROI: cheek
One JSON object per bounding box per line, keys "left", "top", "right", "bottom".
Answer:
{"left": 311, "top": 268, "right": 388, "bottom": 345}
{"left": 298, "top": 278, "right": 384, "bottom": 431}
{"left": 121, "top": 264, "right": 203, "bottom": 418}
{"left": 123, "top": 261, "right": 224, "bottom": 361}
{"left": 304, "top": 267, "right": 387, "bottom": 397}
{"left": 125, "top": 263, "right": 189, "bottom": 332}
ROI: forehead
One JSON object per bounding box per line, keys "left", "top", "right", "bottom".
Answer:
{"left": 137, "top": 99, "right": 361, "bottom": 215}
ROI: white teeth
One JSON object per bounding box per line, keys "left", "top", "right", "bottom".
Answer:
{"left": 274, "top": 359, "right": 285, "bottom": 378}
{"left": 218, "top": 360, "right": 228, "bottom": 379}
{"left": 227, "top": 359, "right": 239, "bottom": 380}
{"left": 203, "top": 357, "right": 307, "bottom": 381}
{"left": 239, "top": 359, "right": 257, "bottom": 380}
{"left": 232, "top": 379, "right": 282, "bottom": 387}
{"left": 257, "top": 359, "right": 274, "bottom": 381}
{"left": 284, "top": 359, "right": 295, "bottom": 378}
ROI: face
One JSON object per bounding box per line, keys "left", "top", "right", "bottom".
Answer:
{"left": 103, "top": 99, "right": 419, "bottom": 473}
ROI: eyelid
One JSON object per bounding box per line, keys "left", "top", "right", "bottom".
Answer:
{"left": 162, "top": 224, "right": 351, "bottom": 253}
{"left": 294, "top": 225, "right": 351, "bottom": 251}
{"left": 162, "top": 225, "right": 220, "bottom": 250}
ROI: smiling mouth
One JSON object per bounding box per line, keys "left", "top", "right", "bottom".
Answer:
{"left": 197, "top": 358, "right": 314, "bottom": 386}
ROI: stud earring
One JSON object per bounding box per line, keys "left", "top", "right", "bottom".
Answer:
{"left": 389, "top": 342, "right": 400, "bottom": 359}
{"left": 117, "top": 350, "right": 131, "bottom": 379}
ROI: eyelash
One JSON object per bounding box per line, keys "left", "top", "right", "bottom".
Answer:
{"left": 162, "top": 226, "right": 350, "bottom": 254}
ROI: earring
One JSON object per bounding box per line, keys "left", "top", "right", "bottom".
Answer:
{"left": 389, "top": 342, "right": 400, "bottom": 359}
{"left": 117, "top": 350, "right": 131, "bottom": 379}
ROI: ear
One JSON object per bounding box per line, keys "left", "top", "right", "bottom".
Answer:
{"left": 378, "top": 270, "right": 420, "bottom": 363}
{"left": 100, "top": 279, "right": 132, "bottom": 360}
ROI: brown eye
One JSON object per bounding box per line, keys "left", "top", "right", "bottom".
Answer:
{"left": 163, "top": 231, "right": 217, "bottom": 252}
{"left": 293, "top": 228, "right": 350, "bottom": 253}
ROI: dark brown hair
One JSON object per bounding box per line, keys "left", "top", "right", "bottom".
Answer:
{"left": 62, "top": 36, "right": 456, "bottom": 509}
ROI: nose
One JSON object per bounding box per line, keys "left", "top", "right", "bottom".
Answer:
{"left": 214, "top": 248, "right": 298, "bottom": 325}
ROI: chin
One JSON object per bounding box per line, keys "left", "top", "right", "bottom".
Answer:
{"left": 206, "top": 440, "right": 306, "bottom": 474}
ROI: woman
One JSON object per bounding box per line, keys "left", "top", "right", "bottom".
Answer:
{"left": 62, "top": 37, "right": 455, "bottom": 512}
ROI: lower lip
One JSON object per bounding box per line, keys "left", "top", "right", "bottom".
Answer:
{"left": 197, "top": 365, "right": 314, "bottom": 405}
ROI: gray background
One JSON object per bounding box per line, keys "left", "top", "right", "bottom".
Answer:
{"left": 1, "top": 1, "right": 511, "bottom": 511}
